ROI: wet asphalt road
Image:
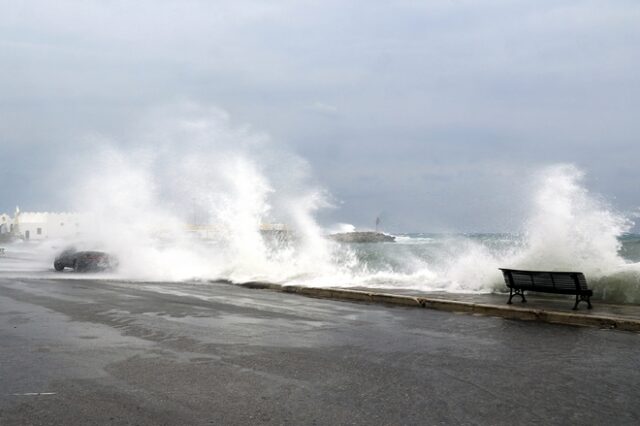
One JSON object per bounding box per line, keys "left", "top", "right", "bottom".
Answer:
{"left": 0, "top": 276, "right": 639, "bottom": 426}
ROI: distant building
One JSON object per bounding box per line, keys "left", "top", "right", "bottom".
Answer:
{"left": 0, "top": 207, "right": 90, "bottom": 241}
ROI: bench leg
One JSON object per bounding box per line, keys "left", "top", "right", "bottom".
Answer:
{"left": 507, "top": 288, "right": 526, "bottom": 304}
{"left": 573, "top": 294, "right": 592, "bottom": 310}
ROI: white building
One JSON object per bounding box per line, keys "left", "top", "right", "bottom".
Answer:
{"left": 0, "top": 207, "right": 91, "bottom": 241}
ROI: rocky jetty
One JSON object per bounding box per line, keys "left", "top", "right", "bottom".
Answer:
{"left": 328, "top": 231, "right": 395, "bottom": 243}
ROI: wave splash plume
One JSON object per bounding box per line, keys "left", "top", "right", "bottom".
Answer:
{"left": 20, "top": 105, "right": 640, "bottom": 304}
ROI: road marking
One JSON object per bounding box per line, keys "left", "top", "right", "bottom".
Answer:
{"left": 10, "top": 392, "right": 57, "bottom": 396}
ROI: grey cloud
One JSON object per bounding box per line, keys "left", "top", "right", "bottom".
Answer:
{"left": 1, "top": 0, "right": 639, "bottom": 231}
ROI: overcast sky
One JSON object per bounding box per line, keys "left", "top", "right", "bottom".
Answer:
{"left": 1, "top": 0, "right": 639, "bottom": 232}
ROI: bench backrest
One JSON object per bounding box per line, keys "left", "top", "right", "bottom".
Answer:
{"left": 500, "top": 269, "right": 589, "bottom": 292}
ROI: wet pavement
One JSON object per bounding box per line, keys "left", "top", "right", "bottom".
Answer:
{"left": 358, "top": 287, "right": 640, "bottom": 320}
{"left": 1, "top": 277, "right": 640, "bottom": 425}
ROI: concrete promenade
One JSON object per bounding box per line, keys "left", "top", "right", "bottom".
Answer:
{"left": 1, "top": 276, "right": 640, "bottom": 425}
{"left": 239, "top": 281, "right": 640, "bottom": 332}
{"left": 0, "top": 274, "right": 640, "bottom": 426}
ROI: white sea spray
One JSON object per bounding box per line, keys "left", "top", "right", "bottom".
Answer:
{"left": 3, "top": 106, "right": 639, "bottom": 302}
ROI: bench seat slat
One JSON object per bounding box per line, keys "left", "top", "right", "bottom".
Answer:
{"left": 552, "top": 276, "right": 579, "bottom": 290}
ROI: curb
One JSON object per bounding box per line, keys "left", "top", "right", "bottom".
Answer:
{"left": 236, "top": 281, "right": 640, "bottom": 333}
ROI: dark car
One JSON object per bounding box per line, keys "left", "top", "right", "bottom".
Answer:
{"left": 53, "top": 248, "right": 117, "bottom": 272}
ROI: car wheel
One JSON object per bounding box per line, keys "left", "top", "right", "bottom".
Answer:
{"left": 54, "top": 261, "right": 64, "bottom": 271}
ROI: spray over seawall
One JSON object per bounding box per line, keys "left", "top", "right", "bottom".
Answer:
{"left": 61, "top": 104, "right": 350, "bottom": 283}
{"left": 37, "top": 105, "right": 639, "bottom": 302}
{"left": 514, "top": 164, "right": 631, "bottom": 274}
{"left": 508, "top": 165, "right": 640, "bottom": 302}
{"left": 335, "top": 164, "right": 639, "bottom": 302}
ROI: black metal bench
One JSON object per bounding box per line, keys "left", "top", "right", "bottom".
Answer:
{"left": 499, "top": 268, "right": 593, "bottom": 310}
